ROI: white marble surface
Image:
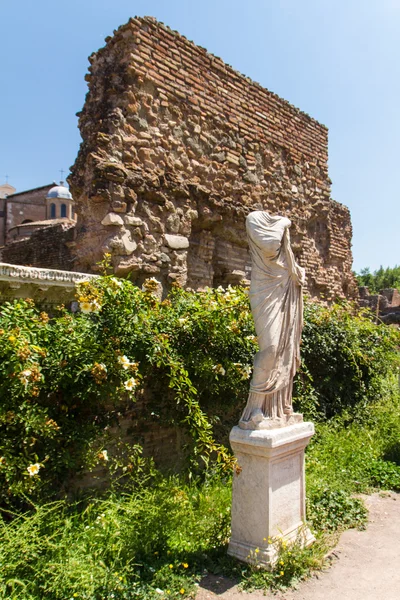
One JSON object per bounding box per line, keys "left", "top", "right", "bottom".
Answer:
{"left": 0, "top": 262, "right": 97, "bottom": 287}
{"left": 228, "top": 422, "right": 315, "bottom": 568}
{"left": 240, "top": 211, "right": 305, "bottom": 428}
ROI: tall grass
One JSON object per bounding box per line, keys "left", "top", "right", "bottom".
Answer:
{"left": 1, "top": 384, "right": 400, "bottom": 598}
{"left": 0, "top": 478, "right": 231, "bottom": 600}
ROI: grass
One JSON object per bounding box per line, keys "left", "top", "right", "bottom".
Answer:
{"left": 0, "top": 478, "right": 232, "bottom": 600}
{"left": 1, "top": 383, "right": 400, "bottom": 599}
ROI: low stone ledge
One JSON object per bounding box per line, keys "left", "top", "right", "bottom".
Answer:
{"left": 0, "top": 262, "right": 98, "bottom": 308}
{"left": 0, "top": 262, "right": 97, "bottom": 288}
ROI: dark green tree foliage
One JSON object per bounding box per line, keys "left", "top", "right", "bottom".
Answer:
{"left": 294, "top": 301, "right": 399, "bottom": 418}
{"left": 0, "top": 277, "right": 398, "bottom": 506}
{"left": 356, "top": 265, "right": 400, "bottom": 293}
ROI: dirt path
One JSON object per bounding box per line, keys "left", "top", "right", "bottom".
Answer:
{"left": 196, "top": 492, "right": 400, "bottom": 600}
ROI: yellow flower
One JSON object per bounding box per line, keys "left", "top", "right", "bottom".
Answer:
{"left": 142, "top": 277, "right": 159, "bottom": 292}
{"left": 255, "top": 548, "right": 259, "bottom": 553}
{"left": 0, "top": 457, "right": 5, "bottom": 465}
{"left": 73, "top": 594, "right": 79, "bottom": 598}
{"left": 79, "top": 301, "right": 93, "bottom": 314}
{"left": 241, "top": 365, "right": 252, "bottom": 379}
{"left": 212, "top": 364, "right": 226, "bottom": 376}
{"left": 179, "top": 589, "right": 185, "bottom": 595}
{"left": 91, "top": 362, "right": 107, "bottom": 383}
{"left": 118, "top": 355, "right": 131, "bottom": 369}
{"left": 124, "top": 378, "right": 138, "bottom": 391}
{"left": 182, "top": 562, "right": 189, "bottom": 568}
{"left": 8, "top": 335, "right": 16, "bottom": 343}
{"left": 169, "top": 564, "right": 173, "bottom": 569}
{"left": 98, "top": 450, "right": 109, "bottom": 462}
{"left": 19, "top": 369, "right": 32, "bottom": 385}
{"left": 27, "top": 463, "right": 40, "bottom": 477}
{"left": 110, "top": 277, "right": 123, "bottom": 288}
{"left": 279, "top": 560, "right": 284, "bottom": 565}
{"left": 280, "top": 571, "right": 284, "bottom": 576}
{"left": 91, "top": 300, "right": 101, "bottom": 312}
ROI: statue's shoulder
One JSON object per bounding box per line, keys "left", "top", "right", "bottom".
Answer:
{"left": 246, "top": 210, "right": 264, "bottom": 222}
{"left": 246, "top": 211, "right": 291, "bottom": 228}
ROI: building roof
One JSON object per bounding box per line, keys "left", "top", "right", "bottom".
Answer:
{"left": 46, "top": 184, "right": 73, "bottom": 201}
{"left": 8, "top": 218, "right": 75, "bottom": 231}
{"left": 0, "top": 183, "right": 17, "bottom": 199}
{"left": 7, "top": 184, "right": 54, "bottom": 199}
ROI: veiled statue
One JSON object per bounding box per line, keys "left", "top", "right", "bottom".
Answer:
{"left": 239, "top": 211, "right": 305, "bottom": 430}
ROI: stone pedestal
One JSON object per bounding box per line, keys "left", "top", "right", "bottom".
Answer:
{"left": 228, "top": 422, "right": 315, "bottom": 568}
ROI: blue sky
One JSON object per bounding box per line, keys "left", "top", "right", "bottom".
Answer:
{"left": 1, "top": 0, "right": 399, "bottom": 272}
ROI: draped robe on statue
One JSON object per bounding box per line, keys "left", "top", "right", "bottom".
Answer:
{"left": 240, "top": 211, "right": 305, "bottom": 427}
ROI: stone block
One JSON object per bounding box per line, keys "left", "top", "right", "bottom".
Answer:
{"left": 124, "top": 215, "right": 144, "bottom": 226}
{"left": 101, "top": 213, "right": 124, "bottom": 226}
{"left": 228, "top": 422, "right": 315, "bottom": 568}
{"left": 164, "top": 234, "right": 189, "bottom": 250}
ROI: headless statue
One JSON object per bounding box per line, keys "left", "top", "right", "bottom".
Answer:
{"left": 239, "top": 211, "right": 305, "bottom": 430}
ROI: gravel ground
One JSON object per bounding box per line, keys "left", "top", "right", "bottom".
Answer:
{"left": 196, "top": 492, "right": 400, "bottom": 600}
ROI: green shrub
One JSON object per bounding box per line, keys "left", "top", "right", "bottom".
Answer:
{"left": 0, "top": 293, "right": 142, "bottom": 508}
{"left": 366, "top": 460, "right": 400, "bottom": 490}
{"left": 307, "top": 488, "right": 367, "bottom": 532}
{"left": 0, "top": 276, "right": 399, "bottom": 507}
{"left": 295, "top": 301, "right": 399, "bottom": 418}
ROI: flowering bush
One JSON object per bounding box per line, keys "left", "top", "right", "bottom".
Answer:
{"left": 0, "top": 290, "right": 142, "bottom": 507}
{"left": 0, "top": 276, "right": 398, "bottom": 507}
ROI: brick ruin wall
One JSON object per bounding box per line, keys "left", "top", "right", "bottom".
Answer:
{"left": 1, "top": 222, "right": 76, "bottom": 271}
{"left": 69, "top": 16, "right": 356, "bottom": 301}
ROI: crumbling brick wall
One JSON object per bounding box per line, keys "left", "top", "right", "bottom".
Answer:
{"left": 69, "top": 16, "right": 357, "bottom": 301}
{"left": 2, "top": 223, "right": 76, "bottom": 270}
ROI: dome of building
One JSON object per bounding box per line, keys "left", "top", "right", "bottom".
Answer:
{"left": 46, "top": 182, "right": 73, "bottom": 200}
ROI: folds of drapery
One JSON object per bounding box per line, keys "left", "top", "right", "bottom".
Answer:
{"left": 240, "top": 211, "right": 303, "bottom": 422}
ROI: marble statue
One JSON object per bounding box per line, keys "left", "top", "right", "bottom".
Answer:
{"left": 239, "top": 211, "right": 305, "bottom": 430}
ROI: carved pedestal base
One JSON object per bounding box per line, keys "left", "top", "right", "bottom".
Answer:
{"left": 228, "top": 422, "right": 315, "bottom": 569}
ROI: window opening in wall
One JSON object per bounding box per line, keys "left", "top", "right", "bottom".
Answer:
{"left": 61, "top": 204, "right": 67, "bottom": 218}
{"left": 50, "top": 203, "right": 56, "bottom": 219}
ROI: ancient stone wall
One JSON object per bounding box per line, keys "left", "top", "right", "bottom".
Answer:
{"left": 359, "top": 286, "right": 400, "bottom": 324}
{"left": 70, "top": 16, "right": 357, "bottom": 301}
{"left": 2, "top": 222, "right": 76, "bottom": 271}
